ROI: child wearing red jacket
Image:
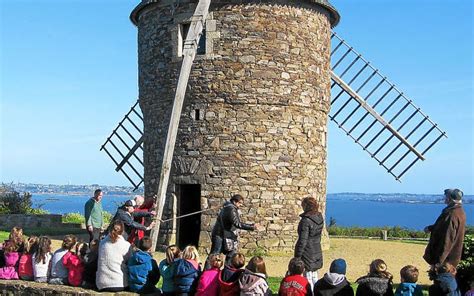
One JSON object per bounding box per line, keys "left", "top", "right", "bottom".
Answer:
{"left": 279, "top": 257, "right": 312, "bottom": 296}
{"left": 218, "top": 253, "right": 246, "bottom": 296}
{"left": 62, "top": 242, "right": 86, "bottom": 287}
{"left": 18, "top": 236, "right": 39, "bottom": 280}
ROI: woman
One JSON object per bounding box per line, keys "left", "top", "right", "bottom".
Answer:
{"left": 294, "top": 196, "right": 324, "bottom": 291}
{"left": 96, "top": 220, "right": 132, "bottom": 292}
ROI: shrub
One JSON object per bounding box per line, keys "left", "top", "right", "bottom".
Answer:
{"left": 327, "top": 226, "right": 428, "bottom": 239}
{"left": 103, "top": 211, "right": 113, "bottom": 225}
{"left": 62, "top": 212, "right": 85, "bottom": 224}
{"left": 0, "top": 184, "right": 47, "bottom": 214}
{"left": 457, "top": 234, "right": 473, "bottom": 294}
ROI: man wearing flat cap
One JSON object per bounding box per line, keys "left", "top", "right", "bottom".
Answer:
{"left": 423, "top": 188, "right": 466, "bottom": 267}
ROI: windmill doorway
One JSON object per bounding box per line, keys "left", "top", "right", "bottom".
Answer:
{"left": 176, "top": 184, "right": 201, "bottom": 249}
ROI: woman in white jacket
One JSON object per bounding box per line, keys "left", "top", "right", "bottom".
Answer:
{"left": 96, "top": 220, "right": 132, "bottom": 292}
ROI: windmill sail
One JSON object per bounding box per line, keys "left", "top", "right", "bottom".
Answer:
{"left": 100, "top": 100, "right": 144, "bottom": 191}
{"left": 330, "top": 32, "right": 446, "bottom": 180}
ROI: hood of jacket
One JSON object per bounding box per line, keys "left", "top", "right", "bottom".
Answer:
{"left": 175, "top": 258, "right": 199, "bottom": 277}
{"left": 398, "top": 282, "right": 418, "bottom": 294}
{"left": 436, "top": 273, "right": 458, "bottom": 293}
{"left": 357, "top": 276, "right": 392, "bottom": 295}
{"left": 129, "top": 250, "right": 151, "bottom": 266}
{"left": 239, "top": 270, "right": 267, "bottom": 291}
{"left": 299, "top": 211, "right": 324, "bottom": 225}
{"left": 324, "top": 272, "right": 346, "bottom": 286}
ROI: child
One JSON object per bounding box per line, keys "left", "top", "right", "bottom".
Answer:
{"left": 174, "top": 245, "right": 201, "bottom": 296}
{"left": 239, "top": 255, "right": 272, "bottom": 296}
{"left": 82, "top": 239, "right": 99, "bottom": 290}
{"left": 465, "top": 281, "right": 474, "bottom": 296}
{"left": 428, "top": 262, "right": 461, "bottom": 296}
{"left": 279, "top": 257, "right": 312, "bottom": 296}
{"left": 0, "top": 238, "right": 22, "bottom": 279}
{"left": 49, "top": 234, "right": 76, "bottom": 285}
{"left": 356, "top": 259, "right": 394, "bottom": 296}
{"left": 218, "top": 252, "right": 246, "bottom": 296}
{"left": 394, "top": 265, "right": 423, "bottom": 296}
{"left": 159, "top": 244, "right": 180, "bottom": 296}
{"left": 62, "top": 241, "right": 86, "bottom": 287}
{"left": 196, "top": 253, "right": 224, "bottom": 296}
{"left": 314, "top": 258, "right": 354, "bottom": 296}
{"left": 7, "top": 226, "right": 25, "bottom": 253}
{"left": 18, "top": 236, "right": 39, "bottom": 280}
{"left": 128, "top": 236, "right": 161, "bottom": 294}
{"left": 32, "top": 236, "right": 52, "bottom": 283}
{"left": 0, "top": 226, "right": 24, "bottom": 268}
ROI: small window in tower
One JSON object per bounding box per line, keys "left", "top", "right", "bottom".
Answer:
{"left": 179, "top": 23, "right": 206, "bottom": 57}
{"left": 194, "top": 109, "right": 201, "bottom": 121}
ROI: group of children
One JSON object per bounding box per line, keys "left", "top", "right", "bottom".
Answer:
{"left": 0, "top": 226, "right": 472, "bottom": 296}
{"left": 0, "top": 227, "right": 98, "bottom": 289}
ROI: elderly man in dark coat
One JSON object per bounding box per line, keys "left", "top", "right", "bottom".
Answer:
{"left": 295, "top": 196, "right": 324, "bottom": 292}
{"left": 423, "top": 188, "right": 466, "bottom": 267}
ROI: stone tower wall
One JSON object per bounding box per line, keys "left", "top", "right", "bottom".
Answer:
{"left": 135, "top": 0, "right": 332, "bottom": 252}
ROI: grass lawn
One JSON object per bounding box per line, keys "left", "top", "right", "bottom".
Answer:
{"left": 0, "top": 231, "right": 8, "bottom": 242}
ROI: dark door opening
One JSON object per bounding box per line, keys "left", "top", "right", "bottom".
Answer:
{"left": 177, "top": 184, "right": 201, "bottom": 249}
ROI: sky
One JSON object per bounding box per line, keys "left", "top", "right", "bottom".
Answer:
{"left": 1, "top": 0, "right": 472, "bottom": 194}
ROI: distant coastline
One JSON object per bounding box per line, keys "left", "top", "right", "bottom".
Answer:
{"left": 8, "top": 182, "right": 143, "bottom": 196}
{"left": 6, "top": 182, "right": 472, "bottom": 204}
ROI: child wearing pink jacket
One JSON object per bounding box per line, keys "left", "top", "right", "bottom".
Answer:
{"left": 0, "top": 241, "right": 21, "bottom": 280}
{"left": 195, "top": 254, "right": 224, "bottom": 296}
{"left": 62, "top": 242, "right": 86, "bottom": 287}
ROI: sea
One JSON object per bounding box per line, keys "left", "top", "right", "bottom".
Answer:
{"left": 31, "top": 193, "right": 473, "bottom": 230}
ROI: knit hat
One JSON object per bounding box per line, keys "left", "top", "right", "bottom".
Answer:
{"left": 330, "top": 258, "right": 347, "bottom": 275}
{"left": 444, "top": 189, "right": 463, "bottom": 201}
{"left": 124, "top": 199, "right": 137, "bottom": 207}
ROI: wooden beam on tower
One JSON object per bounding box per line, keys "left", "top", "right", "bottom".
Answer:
{"left": 150, "top": 0, "right": 211, "bottom": 251}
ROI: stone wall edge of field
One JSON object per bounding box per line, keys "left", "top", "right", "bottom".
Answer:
{"left": 0, "top": 279, "right": 137, "bottom": 295}
{"left": 0, "top": 214, "right": 63, "bottom": 229}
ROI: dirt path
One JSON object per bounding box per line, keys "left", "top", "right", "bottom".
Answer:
{"left": 52, "top": 237, "right": 430, "bottom": 285}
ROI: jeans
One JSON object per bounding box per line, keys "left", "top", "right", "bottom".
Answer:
{"left": 87, "top": 227, "right": 101, "bottom": 243}
{"left": 207, "top": 235, "right": 237, "bottom": 268}
{"left": 305, "top": 270, "right": 319, "bottom": 292}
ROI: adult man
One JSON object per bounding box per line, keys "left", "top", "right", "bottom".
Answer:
{"left": 84, "top": 189, "right": 104, "bottom": 242}
{"left": 423, "top": 188, "right": 466, "bottom": 267}
{"left": 109, "top": 199, "right": 155, "bottom": 243}
{"left": 210, "top": 194, "right": 256, "bottom": 264}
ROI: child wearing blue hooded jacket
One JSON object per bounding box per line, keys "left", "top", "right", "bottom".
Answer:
{"left": 428, "top": 263, "right": 461, "bottom": 296}
{"left": 128, "top": 236, "right": 161, "bottom": 294}
{"left": 173, "top": 245, "right": 201, "bottom": 296}
{"left": 395, "top": 265, "right": 423, "bottom": 296}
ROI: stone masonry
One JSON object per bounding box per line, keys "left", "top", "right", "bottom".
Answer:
{"left": 131, "top": 0, "right": 339, "bottom": 252}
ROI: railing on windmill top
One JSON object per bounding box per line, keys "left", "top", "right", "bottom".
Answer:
{"left": 101, "top": 32, "right": 447, "bottom": 190}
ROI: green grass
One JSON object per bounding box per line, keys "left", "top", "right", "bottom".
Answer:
{"left": 0, "top": 227, "right": 84, "bottom": 237}
{"left": 0, "top": 231, "right": 9, "bottom": 242}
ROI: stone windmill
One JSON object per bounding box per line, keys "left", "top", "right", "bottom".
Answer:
{"left": 101, "top": 0, "right": 446, "bottom": 250}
